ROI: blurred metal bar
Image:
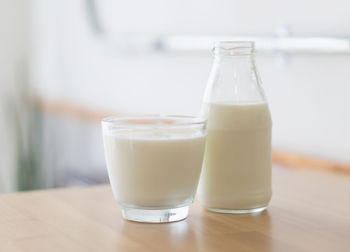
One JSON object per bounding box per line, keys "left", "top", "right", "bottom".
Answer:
{"left": 157, "top": 35, "right": 350, "bottom": 54}
{"left": 85, "top": 0, "right": 350, "bottom": 54}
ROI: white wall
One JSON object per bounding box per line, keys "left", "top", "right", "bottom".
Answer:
{"left": 98, "top": 0, "right": 350, "bottom": 36}
{"left": 31, "top": 0, "right": 350, "bottom": 164}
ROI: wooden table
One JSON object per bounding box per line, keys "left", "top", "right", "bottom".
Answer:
{"left": 1, "top": 167, "right": 350, "bottom": 252}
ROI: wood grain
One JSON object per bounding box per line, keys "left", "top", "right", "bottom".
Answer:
{"left": 32, "top": 97, "right": 120, "bottom": 122}
{"left": 1, "top": 167, "right": 349, "bottom": 252}
{"left": 272, "top": 150, "right": 350, "bottom": 175}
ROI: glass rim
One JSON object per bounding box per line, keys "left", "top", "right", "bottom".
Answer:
{"left": 213, "top": 41, "right": 255, "bottom": 56}
{"left": 214, "top": 41, "right": 254, "bottom": 48}
{"left": 101, "top": 115, "right": 206, "bottom": 128}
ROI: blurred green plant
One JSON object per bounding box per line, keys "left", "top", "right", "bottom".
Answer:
{"left": 7, "top": 60, "right": 45, "bottom": 191}
{"left": 15, "top": 106, "right": 44, "bottom": 191}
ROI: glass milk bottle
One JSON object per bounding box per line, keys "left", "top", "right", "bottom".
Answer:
{"left": 198, "top": 41, "right": 272, "bottom": 214}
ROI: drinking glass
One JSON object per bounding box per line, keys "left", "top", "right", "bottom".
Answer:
{"left": 102, "top": 115, "right": 206, "bottom": 223}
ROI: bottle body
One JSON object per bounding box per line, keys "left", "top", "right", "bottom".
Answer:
{"left": 198, "top": 42, "right": 272, "bottom": 213}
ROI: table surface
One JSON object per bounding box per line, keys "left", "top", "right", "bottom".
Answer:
{"left": 1, "top": 167, "right": 350, "bottom": 252}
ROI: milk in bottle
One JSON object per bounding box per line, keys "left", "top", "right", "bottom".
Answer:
{"left": 198, "top": 41, "right": 272, "bottom": 214}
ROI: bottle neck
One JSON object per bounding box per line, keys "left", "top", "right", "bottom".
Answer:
{"left": 215, "top": 54, "right": 254, "bottom": 64}
{"left": 214, "top": 54, "right": 256, "bottom": 76}
{"left": 212, "top": 41, "right": 255, "bottom": 67}
{"left": 204, "top": 53, "right": 265, "bottom": 104}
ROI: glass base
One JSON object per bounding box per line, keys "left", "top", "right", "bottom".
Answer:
{"left": 205, "top": 206, "right": 267, "bottom": 214}
{"left": 121, "top": 206, "right": 189, "bottom": 223}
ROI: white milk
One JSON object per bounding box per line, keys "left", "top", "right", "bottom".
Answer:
{"left": 104, "top": 129, "right": 206, "bottom": 208}
{"left": 198, "top": 102, "right": 272, "bottom": 210}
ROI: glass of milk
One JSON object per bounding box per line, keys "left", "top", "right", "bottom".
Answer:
{"left": 102, "top": 115, "right": 206, "bottom": 223}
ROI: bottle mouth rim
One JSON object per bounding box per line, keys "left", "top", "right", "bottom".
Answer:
{"left": 213, "top": 41, "right": 255, "bottom": 56}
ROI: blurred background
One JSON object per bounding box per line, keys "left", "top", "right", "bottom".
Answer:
{"left": 1, "top": 0, "right": 349, "bottom": 193}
